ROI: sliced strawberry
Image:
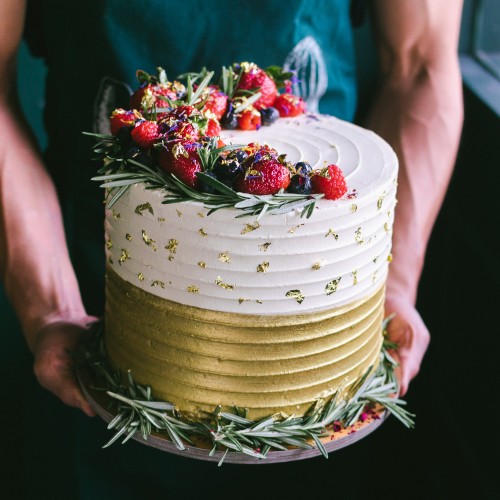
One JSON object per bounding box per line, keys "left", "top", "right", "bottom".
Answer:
{"left": 130, "top": 120, "right": 160, "bottom": 149}
{"left": 110, "top": 109, "right": 142, "bottom": 136}
{"left": 236, "top": 62, "right": 277, "bottom": 110}
{"left": 158, "top": 141, "right": 202, "bottom": 188}
{"left": 273, "top": 93, "right": 306, "bottom": 117}
{"left": 235, "top": 147, "right": 291, "bottom": 195}
{"left": 311, "top": 164, "right": 348, "bottom": 200}
{"left": 238, "top": 108, "right": 261, "bottom": 130}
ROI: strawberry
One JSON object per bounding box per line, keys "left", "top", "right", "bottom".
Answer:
{"left": 236, "top": 62, "right": 277, "bottom": 110}
{"left": 158, "top": 141, "right": 202, "bottom": 188}
{"left": 169, "top": 121, "right": 201, "bottom": 141}
{"left": 205, "top": 118, "right": 221, "bottom": 137}
{"left": 311, "top": 164, "right": 348, "bottom": 200}
{"left": 110, "top": 109, "right": 142, "bottom": 135}
{"left": 235, "top": 146, "right": 291, "bottom": 195}
{"left": 238, "top": 108, "right": 261, "bottom": 130}
{"left": 202, "top": 85, "right": 228, "bottom": 120}
{"left": 130, "top": 120, "right": 160, "bottom": 149}
{"left": 130, "top": 83, "right": 178, "bottom": 111}
{"left": 273, "top": 93, "right": 306, "bottom": 117}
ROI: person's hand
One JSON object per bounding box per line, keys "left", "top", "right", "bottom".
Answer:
{"left": 384, "top": 295, "right": 430, "bottom": 396}
{"left": 32, "top": 319, "right": 97, "bottom": 417}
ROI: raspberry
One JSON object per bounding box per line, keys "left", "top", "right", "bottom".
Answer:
{"left": 238, "top": 108, "right": 261, "bottom": 130}
{"left": 205, "top": 118, "right": 221, "bottom": 137}
{"left": 274, "top": 93, "right": 306, "bottom": 117}
{"left": 311, "top": 164, "right": 348, "bottom": 200}
{"left": 130, "top": 120, "right": 160, "bottom": 149}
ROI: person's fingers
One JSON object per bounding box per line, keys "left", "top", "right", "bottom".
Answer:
{"left": 32, "top": 321, "right": 96, "bottom": 417}
{"left": 385, "top": 298, "right": 430, "bottom": 396}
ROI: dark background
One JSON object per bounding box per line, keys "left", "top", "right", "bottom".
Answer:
{"left": 1, "top": 17, "right": 499, "bottom": 500}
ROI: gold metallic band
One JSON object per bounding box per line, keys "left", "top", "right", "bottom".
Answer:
{"left": 105, "top": 267, "right": 385, "bottom": 419}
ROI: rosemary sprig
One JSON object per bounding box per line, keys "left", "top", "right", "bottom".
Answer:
{"left": 81, "top": 319, "right": 414, "bottom": 465}
{"left": 85, "top": 132, "right": 323, "bottom": 217}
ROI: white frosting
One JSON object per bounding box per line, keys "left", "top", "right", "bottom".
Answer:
{"left": 105, "top": 113, "right": 398, "bottom": 314}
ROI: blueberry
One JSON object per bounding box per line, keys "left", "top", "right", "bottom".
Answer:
{"left": 213, "top": 149, "right": 248, "bottom": 185}
{"left": 288, "top": 174, "right": 312, "bottom": 195}
{"left": 123, "top": 144, "right": 142, "bottom": 159}
{"left": 221, "top": 109, "right": 238, "bottom": 130}
{"left": 260, "top": 107, "right": 279, "bottom": 126}
{"left": 295, "top": 161, "right": 312, "bottom": 175}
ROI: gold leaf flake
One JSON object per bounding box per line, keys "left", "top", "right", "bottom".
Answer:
{"left": 106, "top": 239, "right": 113, "bottom": 250}
{"left": 255, "top": 300, "right": 263, "bottom": 304}
{"left": 108, "top": 256, "right": 113, "bottom": 265}
{"left": 187, "top": 285, "right": 199, "bottom": 294}
{"left": 377, "top": 191, "right": 386, "bottom": 210}
{"left": 352, "top": 270, "right": 358, "bottom": 285}
{"left": 125, "top": 233, "right": 132, "bottom": 241}
{"left": 241, "top": 221, "right": 260, "bottom": 234}
{"left": 350, "top": 204, "right": 358, "bottom": 212}
{"left": 176, "top": 209, "right": 182, "bottom": 217}
{"left": 158, "top": 217, "right": 166, "bottom": 222}
{"left": 165, "top": 239, "right": 178, "bottom": 254}
{"left": 238, "top": 298, "right": 249, "bottom": 304}
{"left": 112, "top": 211, "right": 121, "bottom": 220}
{"left": 384, "top": 223, "right": 390, "bottom": 233}
{"left": 372, "top": 272, "right": 378, "bottom": 283}
{"left": 355, "top": 227, "right": 364, "bottom": 244}
{"left": 312, "top": 262, "right": 323, "bottom": 270}
{"left": 387, "top": 211, "right": 391, "bottom": 218}
{"left": 135, "top": 202, "right": 154, "bottom": 216}
{"left": 151, "top": 280, "right": 165, "bottom": 288}
{"left": 288, "top": 224, "right": 304, "bottom": 234}
{"left": 197, "top": 212, "right": 205, "bottom": 218}
{"left": 215, "top": 276, "right": 234, "bottom": 290}
{"left": 286, "top": 289, "right": 305, "bottom": 304}
{"left": 138, "top": 273, "right": 145, "bottom": 282}
{"left": 198, "top": 261, "right": 206, "bottom": 268}
{"left": 198, "top": 228, "right": 208, "bottom": 237}
{"left": 257, "top": 262, "right": 269, "bottom": 273}
{"left": 325, "top": 278, "right": 341, "bottom": 295}
{"left": 259, "top": 242, "right": 271, "bottom": 252}
{"left": 373, "top": 256, "right": 379, "bottom": 264}
{"left": 119, "top": 249, "right": 130, "bottom": 264}
{"left": 142, "top": 230, "right": 157, "bottom": 251}
{"left": 168, "top": 255, "right": 174, "bottom": 261}
{"left": 387, "top": 253, "right": 393, "bottom": 262}
{"left": 325, "top": 228, "right": 339, "bottom": 239}
{"left": 218, "top": 252, "right": 231, "bottom": 264}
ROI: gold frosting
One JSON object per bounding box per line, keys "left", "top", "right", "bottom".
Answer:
{"left": 105, "top": 268, "right": 385, "bottom": 419}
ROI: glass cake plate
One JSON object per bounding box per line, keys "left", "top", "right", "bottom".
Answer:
{"left": 78, "top": 365, "right": 389, "bottom": 464}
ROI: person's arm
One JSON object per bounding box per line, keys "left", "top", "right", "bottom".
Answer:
{"left": 0, "top": 0, "right": 95, "bottom": 416}
{"left": 365, "top": 0, "right": 464, "bottom": 394}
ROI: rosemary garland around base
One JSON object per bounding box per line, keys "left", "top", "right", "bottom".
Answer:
{"left": 80, "top": 317, "right": 414, "bottom": 465}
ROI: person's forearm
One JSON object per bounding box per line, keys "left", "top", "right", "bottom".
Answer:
{"left": 365, "top": 2, "right": 463, "bottom": 304}
{"left": 0, "top": 95, "right": 88, "bottom": 350}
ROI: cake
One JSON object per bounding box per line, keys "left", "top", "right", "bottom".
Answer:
{"left": 101, "top": 111, "right": 398, "bottom": 420}
{"left": 89, "top": 62, "right": 398, "bottom": 450}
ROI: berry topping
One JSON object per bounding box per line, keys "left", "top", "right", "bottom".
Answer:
{"left": 273, "top": 93, "right": 306, "bottom": 117}
{"left": 235, "top": 146, "right": 291, "bottom": 195}
{"left": 311, "top": 164, "right": 348, "bottom": 200}
{"left": 110, "top": 109, "right": 142, "bottom": 136}
{"left": 158, "top": 141, "right": 202, "bottom": 189}
{"left": 130, "top": 120, "right": 160, "bottom": 149}
{"left": 288, "top": 174, "right": 312, "bottom": 195}
{"left": 260, "top": 107, "right": 279, "bottom": 126}
{"left": 238, "top": 108, "right": 261, "bottom": 131}
{"left": 294, "top": 161, "right": 312, "bottom": 175}
{"left": 236, "top": 62, "right": 278, "bottom": 110}
{"left": 213, "top": 149, "right": 248, "bottom": 187}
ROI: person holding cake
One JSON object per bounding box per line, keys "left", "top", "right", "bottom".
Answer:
{"left": 0, "top": 0, "right": 464, "bottom": 497}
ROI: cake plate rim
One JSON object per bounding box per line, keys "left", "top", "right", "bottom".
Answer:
{"left": 78, "top": 366, "right": 389, "bottom": 465}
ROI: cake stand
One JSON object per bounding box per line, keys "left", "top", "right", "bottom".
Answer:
{"left": 78, "top": 366, "right": 390, "bottom": 465}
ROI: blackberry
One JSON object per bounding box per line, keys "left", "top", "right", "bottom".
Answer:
{"left": 288, "top": 174, "right": 312, "bottom": 195}
{"left": 294, "top": 161, "right": 312, "bottom": 175}
{"left": 260, "top": 107, "right": 279, "bottom": 126}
